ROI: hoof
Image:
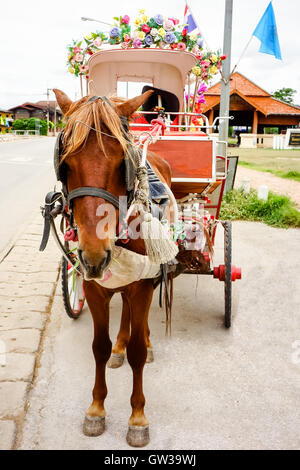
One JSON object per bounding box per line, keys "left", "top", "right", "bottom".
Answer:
{"left": 126, "top": 425, "right": 150, "bottom": 447}
{"left": 107, "top": 353, "right": 125, "bottom": 369}
{"left": 146, "top": 348, "right": 154, "bottom": 363}
{"left": 83, "top": 415, "right": 105, "bottom": 437}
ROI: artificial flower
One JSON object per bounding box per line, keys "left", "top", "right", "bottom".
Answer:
{"left": 192, "top": 66, "right": 201, "bottom": 76}
{"left": 73, "top": 46, "right": 82, "bottom": 54}
{"left": 158, "top": 27, "right": 166, "bottom": 38}
{"left": 68, "top": 66, "right": 75, "bottom": 74}
{"left": 110, "top": 27, "right": 121, "bottom": 38}
{"left": 177, "top": 42, "right": 186, "bottom": 51}
{"left": 189, "top": 32, "right": 198, "bottom": 41}
{"left": 139, "top": 9, "right": 146, "bottom": 14}
{"left": 134, "top": 17, "right": 143, "bottom": 26}
{"left": 220, "top": 54, "right": 227, "bottom": 60}
{"left": 210, "top": 54, "right": 218, "bottom": 63}
{"left": 84, "top": 34, "right": 92, "bottom": 41}
{"left": 141, "top": 14, "right": 149, "bottom": 23}
{"left": 132, "top": 38, "right": 142, "bottom": 48}
{"left": 121, "top": 42, "right": 130, "bottom": 49}
{"left": 170, "top": 43, "right": 178, "bottom": 50}
{"left": 197, "top": 38, "right": 204, "bottom": 48}
{"left": 209, "top": 65, "right": 218, "bottom": 75}
{"left": 163, "top": 19, "right": 174, "bottom": 31}
{"left": 169, "top": 17, "right": 179, "bottom": 25}
{"left": 137, "top": 31, "right": 146, "bottom": 40}
{"left": 75, "top": 53, "right": 84, "bottom": 62}
{"left": 165, "top": 32, "right": 176, "bottom": 44}
{"left": 121, "top": 15, "right": 130, "bottom": 25}
{"left": 93, "top": 37, "right": 102, "bottom": 47}
{"left": 79, "top": 64, "right": 88, "bottom": 74}
{"left": 123, "top": 34, "right": 131, "bottom": 42}
{"left": 154, "top": 14, "right": 164, "bottom": 25}
{"left": 144, "top": 34, "right": 153, "bottom": 46}
{"left": 150, "top": 28, "right": 159, "bottom": 36}
{"left": 141, "top": 24, "right": 151, "bottom": 34}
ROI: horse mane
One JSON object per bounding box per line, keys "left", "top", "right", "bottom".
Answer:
{"left": 62, "top": 95, "right": 129, "bottom": 160}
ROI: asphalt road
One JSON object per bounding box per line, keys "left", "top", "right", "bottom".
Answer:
{"left": 20, "top": 221, "right": 300, "bottom": 450}
{"left": 0, "top": 138, "right": 56, "bottom": 256}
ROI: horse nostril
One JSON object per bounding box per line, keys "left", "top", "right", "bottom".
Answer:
{"left": 105, "top": 249, "right": 112, "bottom": 267}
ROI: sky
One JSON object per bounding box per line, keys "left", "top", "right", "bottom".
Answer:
{"left": 1, "top": 0, "right": 300, "bottom": 110}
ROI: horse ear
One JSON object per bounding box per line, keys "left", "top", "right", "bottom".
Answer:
{"left": 53, "top": 89, "right": 73, "bottom": 115}
{"left": 116, "top": 90, "right": 153, "bottom": 117}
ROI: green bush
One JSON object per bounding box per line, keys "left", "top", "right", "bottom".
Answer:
{"left": 12, "top": 118, "right": 48, "bottom": 135}
{"left": 220, "top": 189, "right": 300, "bottom": 228}
{"left": 12, "top": 119, "right": 26, "bottom": 130}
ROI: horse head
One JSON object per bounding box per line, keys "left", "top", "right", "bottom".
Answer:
{"left": 53, "top": 88, "right": 152, "bottom": 279}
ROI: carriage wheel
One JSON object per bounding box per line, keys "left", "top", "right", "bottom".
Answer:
{"left": 223, "top": 221, "right": 232, "bottom": 328}
{"left": 61, "top": 255, "right": 85, "bottom": 319}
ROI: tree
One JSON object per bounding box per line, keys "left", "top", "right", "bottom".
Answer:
{"left": 273, "top": 88, "right": 297, "bottom": 104}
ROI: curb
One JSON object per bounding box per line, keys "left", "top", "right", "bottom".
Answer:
{"left": 0, "top": 210, "right": 61, "bottom": 450}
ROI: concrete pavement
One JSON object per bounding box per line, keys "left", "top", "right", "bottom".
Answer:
{"left": 0, "top": 211, "right": 60, "bottom": 449}
{"left": 11, "top": 221, "right": 300, "bottom": 451}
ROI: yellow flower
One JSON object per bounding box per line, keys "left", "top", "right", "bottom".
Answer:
{"left": 192, "top": 66, "right": 201, "bottom": 76}
{"left": 85, "top": 34, "right": 92, "bottom": 40}
{"left": 158, "top": 28, "right": 166, "bottom": 37}
{"left": 210, "top": 65, "right": 218, "bottom": 75}
{"left": 211, "top": 54, "right": 218, "bottom": 63}
{"left": 134, "top": 17, "right": 143, "bottom": 26}
{"left": 137, "top": 31, "right": 146, "bottom": 40}
{"left": 141, "top": 14, "right": 149, "bottom": 23}
{"left": 139, "top": 9, "right": 146, "bottom": 14}
{"left": 189, "top": 32, "right": 198, "bottom": 41}
{"left": 68, "top": 67, "right": 75, "bottom": 74}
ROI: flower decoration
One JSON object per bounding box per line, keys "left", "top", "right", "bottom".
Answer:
{"left": 66, "top": 10, "right": 226, "bottom": 82}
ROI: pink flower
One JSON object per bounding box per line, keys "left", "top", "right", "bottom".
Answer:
{"left": 79, "top": 65, "right": 88, "bottom": 74}
{"left": 93, "top": 37, "right": 102, "bottom": 47}
{"left": 169, "top": 17, "right": 179, "bottom": 25}
{"left": 201, "top": 60, "right": 210, "bottom": 67}
{"left": 73, "top": 46, "right": 82, "bottom": 54}
{"left": 121, "top": 15, "right": 130, "bottom": 25}
{"left": 141, "top": 24, "right": 151, "bottom": 33}
{"left": 123, "top": 34, "right": 131, "bottom": 42}
{"left": 132, "top": 38, "right": 142, "bottom": 48}
{"left": 177, "top": 42, "right": 186, "bottom": 51}
{"left": 121, "top": 42, "right": 130, "bottom": 49}
{"left": 163, "top": 19, "right": 174, "bottom": 31}
{"left": 75, "top": 53, "right": 84, "bottom": 62}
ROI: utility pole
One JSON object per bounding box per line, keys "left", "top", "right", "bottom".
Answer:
{"left": 219, "top": 0, "right": 233, "bottom": 148}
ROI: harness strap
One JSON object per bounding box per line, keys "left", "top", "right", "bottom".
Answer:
{"left": 68, "top": 187, "right": 120, "bottom": 209}
{"left": 39, "top": 191, "right": 64, "bottom": 252}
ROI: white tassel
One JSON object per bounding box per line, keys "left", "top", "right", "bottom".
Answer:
{"left": 141, "top": 212, "right": 178, "bottom": 264}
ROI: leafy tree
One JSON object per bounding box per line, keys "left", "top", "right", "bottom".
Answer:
{"left": 273, "top": 88, "right": 297, "bottom": 104}
{"left": 12, "top": 119, "right": 26, "bottom": 130}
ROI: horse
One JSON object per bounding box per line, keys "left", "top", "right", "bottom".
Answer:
{"left": 53, "top": 88, "right": 173, "bottom": 447}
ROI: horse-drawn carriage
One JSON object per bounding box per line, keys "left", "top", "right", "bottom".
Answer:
{"left": 40, "top": 45, "right": 241, "bottom": 447}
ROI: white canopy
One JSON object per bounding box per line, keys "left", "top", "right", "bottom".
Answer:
{"left": 87, "top": 48, "right": 198, "bottom": 112}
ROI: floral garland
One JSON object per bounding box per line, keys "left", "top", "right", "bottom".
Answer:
{"left": 67, "top": 9, "right": 226, "bottom": 84}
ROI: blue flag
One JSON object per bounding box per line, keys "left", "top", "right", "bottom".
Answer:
{"left": 253, "top": 1, "right": 282, "bottom": 60}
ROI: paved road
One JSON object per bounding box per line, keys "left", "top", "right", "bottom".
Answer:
{"left": 20, "top": 222, "right": 300, "bottom": 450}
{"left": 0, "top": 138, "right": 56, "bottom": 256}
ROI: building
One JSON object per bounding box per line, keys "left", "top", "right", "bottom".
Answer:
{"left": 9, "top": 101, "right": 62, "bottom": 122}
{"left": 203, "top": 72, "right": 300, "bottom": 136}
{"left": 0, "top": 110, "right": 14, "bottom": 133}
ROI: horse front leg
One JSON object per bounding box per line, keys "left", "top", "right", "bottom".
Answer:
{"left": 125, "top": 280, "right": 154, "bottom": 447}
{"left": 82, "top": 280, "right": 113, "bottom": 437}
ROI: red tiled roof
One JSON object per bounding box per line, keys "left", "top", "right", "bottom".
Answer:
{"left": 203, "top": 72, "right": 300, "bottom": 116}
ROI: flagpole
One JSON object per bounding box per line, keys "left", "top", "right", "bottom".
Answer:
{"left": 185, "top": 0, "right": 210, "bottom": 49}
{"left": 219, "top": 0, "right": 233, "bottom": 153}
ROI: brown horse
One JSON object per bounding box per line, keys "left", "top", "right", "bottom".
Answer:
{"left": 53, "top": 88, "right": 172, "bottom": 447}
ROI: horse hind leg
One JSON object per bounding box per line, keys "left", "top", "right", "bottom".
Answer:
{"left": 108, "top": 293, "right": 130, "bottom": 368}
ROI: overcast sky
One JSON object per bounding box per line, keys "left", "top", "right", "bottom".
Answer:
{"left": 1, "top": 0, "right": 299, "bottom": 110}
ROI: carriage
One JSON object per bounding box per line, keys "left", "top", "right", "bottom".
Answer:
{"left": 39, "top": 42, "right": 242, "bottom": 447}
{"left": 44, "top": 47, "right": 241, "bottom": 328}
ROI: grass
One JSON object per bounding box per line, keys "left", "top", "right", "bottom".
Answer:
{"left": 219, "top": 188, "right": 300, "bottom": 228}
{"left": 228, "top": 147, "right": 300, "bottom": 183}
